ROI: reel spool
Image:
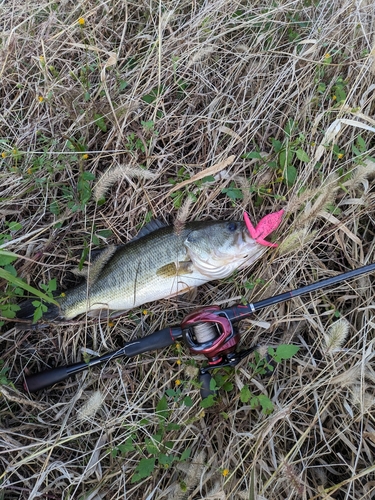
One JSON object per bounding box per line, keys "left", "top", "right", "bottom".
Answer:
{"left": 181, "top": 306, "right": 240, "bottom": 365}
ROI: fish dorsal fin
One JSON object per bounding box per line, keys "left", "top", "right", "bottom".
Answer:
{"left": 85, "top": 245, "right": 117, "bottom": 286}
{"left": 133, "top": 219, "right": 168, "bottom": 240}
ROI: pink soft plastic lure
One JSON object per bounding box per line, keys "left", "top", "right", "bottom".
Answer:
{"left": 243, "top": 209, "right": 284, "bottom": 247}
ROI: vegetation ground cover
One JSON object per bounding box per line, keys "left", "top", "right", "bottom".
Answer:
{"left": 1, "top": 0, "right": 375, "bottom": 498}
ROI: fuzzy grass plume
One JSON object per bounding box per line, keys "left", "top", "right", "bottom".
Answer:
{"left": 1, "top": 0, "right": 375, "bottom": 498}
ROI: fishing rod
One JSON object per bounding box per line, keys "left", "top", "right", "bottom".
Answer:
{"left": 24, "top": 262, "right": 375, "bottom": 396}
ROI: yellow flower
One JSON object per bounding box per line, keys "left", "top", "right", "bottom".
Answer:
{"left": 78, "top": 17, "right": 85, "bottom": 25}
{"left": 108, "top": 321, "right": 114, "bottom": 327}
{"left": 175, "top": 379, "right": 181, "bottom": 386}
{"left": 332, "top": 95, "right": 337, "bottom": 101}
{"left": 176, "top": 359, "right": 181, "bottom": 365}
{"left": 1, "top": 152, "right": 7, "bottom": 158}
{"left": 82, "top": 153, "right": 89, "bottom": 160}
{"left": 324, "top": 53, "right": 330, "bottom": 59}
{"left": 337, "top": 153, "right": 344, "bottom": 159}
{"left": 142, "top": 309, "right": 148, "bottom": 315}
{"left": 38, "top": 96, "right": 44, "bottom": 102}
{"left": 222, "top": 469, "right": 230, "bottom": 477}
{"left": 60, "top": 292, "right": 66, "bottom": 297}
{"left": 27, "top": 168, "right": 33, "bottom": 175}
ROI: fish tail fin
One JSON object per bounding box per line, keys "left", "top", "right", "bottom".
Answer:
{"left": 15, "top": 299, "right": 61, "bottom": 329}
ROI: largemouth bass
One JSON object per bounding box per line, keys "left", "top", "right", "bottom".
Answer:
{"left": 18, "top": 214, "right": 283, "bottom": 322}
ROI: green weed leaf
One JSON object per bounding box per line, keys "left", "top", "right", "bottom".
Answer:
{"left": 200, "top": 394, "right": 216, "bottom": 408}
{"left": 241, "top": 151, "right": 262, "bottom": 159}
{"left": 179, "top": 448, "right": 191, "bottom": 461}
{"left": 111, "top": 437, "right": 135, "bottom": 457}
{"left": 222, "top": 183, "right": 243, "bottom": 201}
{"left": 131, "top": 457, "right": 156, "bottom": 483}
{"left": 94, "top": 113, "right": 107, "bottom": 132}
{"left": 183, "top": 396, "right": 193, "bottom": 407}
{"left": 156, "top": 395, "right": 169, "bottom": 422}
{"left": 285, "top": 165, "right": 297, "bottom": 186}
{"left": 0, "top": 303, "right": 20, "bottom": 319}
{"left": 296, "top": 148, "right": 310, "bottom": 162}
{"left": 258, "top": 395, "right": 274, "bottom": 415}
{"left": 0, "top": 250, "right": 18, "bottom": 267}
{"left": 0, "top": 268, "right": 58, "bottom": 305}
{"left": 240, "top": 385, "right": 251, "bottom": 403}
{"left": 271, "top": 344, "right": 300, "bottom": 362}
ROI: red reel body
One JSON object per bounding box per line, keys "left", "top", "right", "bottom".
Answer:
{"left": 181, "top": 306, "right": 240, "bottom": 366}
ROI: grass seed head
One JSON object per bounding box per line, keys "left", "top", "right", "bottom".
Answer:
{"left": 94, "top": 164, "right": 157, "bottom": 202}
{"left": 78, "top": 390, "right": 105, "bottom": 420}
{"left": 323, "top": 318, "right": 350, "bottom": 353}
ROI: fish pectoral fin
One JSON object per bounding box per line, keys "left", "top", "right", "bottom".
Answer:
{"left": 156, "top": 261, "right": 194, "bottom": 278}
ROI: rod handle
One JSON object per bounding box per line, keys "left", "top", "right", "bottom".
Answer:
{"left": 24, "top": 326, "right": 183, "bottom": 393}
{"left": 24, "top": 361, "right": 88, "bottom": 393}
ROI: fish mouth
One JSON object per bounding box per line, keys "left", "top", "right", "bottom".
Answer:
{"left": 233, "top": 227, "right": 266, "bottom": 268}
{"left": 188, "top": 226, "right": 264, "bottom": 279}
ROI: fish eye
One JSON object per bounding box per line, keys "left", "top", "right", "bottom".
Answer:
{"left": 227, "top": 222, "right": 237, "bottom": 232}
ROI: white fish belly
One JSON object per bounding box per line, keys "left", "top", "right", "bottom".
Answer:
{"left": 65, "top": 271, "right": 211, "bottom": 318}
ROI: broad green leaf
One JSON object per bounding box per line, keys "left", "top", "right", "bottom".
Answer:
{"left": 4, "top": 264, "right": 17, "bottom": 276}
{"left": 156, "top": 395, "right": 169, "bottom": 422}
{"left": 241, "top": 151, "right": 262, "bottom": 159}
{"left": 131, "top": 457, "right": 156, "bottom": 483}
{"left": 146, "top": 436, "right": 161, "bottom": 455}
{"left": 221, "top": 185, "right": 243, "bottom": 201}
{"left": 7, "top": 221, "right": 22, "bottom": 231}
{"left": 159, "top": 453, "right": 175, "bottom": 467}
{"left": 272, "top": 344, "right": 300, "bottom": 362}
{"left": 240, "top": 385, "right": 251, "bottom": 403}
{"left": 0, "top": 303, "right": 20, "bottom": 319}
{"left": 0, "top": 249, "right": 19, "bottom": 266}
{"left": 166, "top": 422, "right": 181, "bottom": 431}
{"left": 285, "top": 165, "right": 297, "bottom": 186}
{"left": 356, "top": 135, "right": 367, "bottom": 152}
{"left": 179, "top": 447, "right": 191, "bottom": 461}
{"left": 222, "top": 381, "right": 234, "bottom": 392}
{"left": 296, "top": 148, "right": 310, "bottom": 163}
{"left": 141, "top": 86, "right": 164, "bottom": 104}
{"left": 82, "top": 171, "right": 95, "bottom": 181}
{"left": 200, "top": 394, "right": 216, "bottom": 408}
{"left": 271, "top": 138, "right": 282, "bottom": 152}
{"left": 117, "top": 438, "right": 135, "bottom": 454}
{"left": 258, "top": 395, "right": 274, "bottom": 414}
{"left": 94, "top": 113, "right": 107, "bottom": 132}
{"left": 183, "top": 396, "right": 193, "bottom": 407}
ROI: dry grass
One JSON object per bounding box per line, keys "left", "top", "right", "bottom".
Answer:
{"left": 1, "top": 0, "right": 375, "bottom": 498}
